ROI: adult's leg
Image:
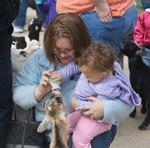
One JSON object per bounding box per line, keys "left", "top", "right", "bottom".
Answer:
{"left": 0, "top": 27, "right": 13, "bottom": 147}
{"left": 13, "top": 0, "right": 28, "bottom": 29}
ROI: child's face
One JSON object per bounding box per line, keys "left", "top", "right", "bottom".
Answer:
{"left": 80, "top": 65, "right": 109, "bottom": 83}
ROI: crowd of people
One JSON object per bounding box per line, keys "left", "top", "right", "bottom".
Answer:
{"left": 1, "top": 0, "right": 149, "bottom": 147}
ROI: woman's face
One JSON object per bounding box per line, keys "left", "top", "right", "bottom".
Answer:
{"left": 54, "top": 38, "right": 75, "bottom": 64}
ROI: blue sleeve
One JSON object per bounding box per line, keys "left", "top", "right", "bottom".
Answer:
{"left": 101, "top": 99, "right": 134, "bottom": 124}
{"left": 59, "top": 61, "right": 80, "bottom": 81}
{"left": 13, "top": 50, "right": 50, "bottom": 109}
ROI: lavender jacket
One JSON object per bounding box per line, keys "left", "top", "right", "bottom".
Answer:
{"left": 59, "top": 61, "right": 141, "bottom": 106}
{"left": 37, "top": 0, "right": 57, "bottom": 28}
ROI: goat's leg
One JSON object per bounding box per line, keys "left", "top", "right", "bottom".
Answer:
{"left": 141, "top": 98, "right": 146, "bottom": 114}
{"left": 37, "top": 115, "right": 50, "bottom": 133}
{"left": 129, "top": 69, "right": 138, "bottom": 118}
{"left": 129, "top": 107, "right": 136, "bottom": 118}
{"left": 139, "top": 100, "right": 150, "bottom": 130}
{"left": 139, "top": 89, "right": 147, "bottom": 114}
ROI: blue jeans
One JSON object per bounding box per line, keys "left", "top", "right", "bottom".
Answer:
{"left": 142, "top": 47, "right": 150, "bottom": 67}
{"left": 0, "top": 27, "right": 13, "bottom": 147}
{"left": 81, "top": 6, "right": 138, "bottom": 65}
{"left": 13, "top": 0, "right": 28, "bottom": 28}
{"left": 68, "top": 125, "right": 117, "bottom": 148}
{"left": 13, "top": 0, "right": 44, "bottom": 28}
{"left": 141, "top": 0, "right": 150, "bottom": 10}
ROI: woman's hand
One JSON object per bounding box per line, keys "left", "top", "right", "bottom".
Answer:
{"left": 34, "top": 70, "right": 52, "bottom": 101}
{"left": 95, "top": 1, "right": 112, "bottom": 22}
{"left": 77, "top": 97, "right": 104, "bottom": 119}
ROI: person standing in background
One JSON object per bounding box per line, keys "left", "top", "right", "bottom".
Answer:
{"left": 13, "top": 0, "right": 44, "bottom": 33}
{"left": 141, "top": 0, "right": 150, "bottom": 10}
{"left": 133, "top": 7, "right": 150, "bottom": 67}
{"left": 56, "top": 0, "right": 138, "bottom": 66}
{"left": 13, "top": 0, "right": 28, "bottom": 32}
{"left": 0, "top": 0, "right": 19, "bottom": 147}
{"left": 35, "top": 0, "right": 57, "bottom": 28}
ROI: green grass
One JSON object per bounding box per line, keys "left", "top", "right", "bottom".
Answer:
{"left": 136, "top": 0, "right": 143, "bottom": 13}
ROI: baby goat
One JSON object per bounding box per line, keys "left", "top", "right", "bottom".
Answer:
{"left": 37, "top": 92, "right": 68, "bottom": 148}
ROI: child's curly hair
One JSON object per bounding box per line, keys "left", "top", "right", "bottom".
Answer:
{"left": 78, "top": 42, "right": 115, "bottom": 72}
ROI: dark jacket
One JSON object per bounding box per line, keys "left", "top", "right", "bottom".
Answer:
{"left": 0, "top": 0, "right": 20, "bottom": 32}
{"left": 0, "top": 0, "right": 20, "bottom": 55}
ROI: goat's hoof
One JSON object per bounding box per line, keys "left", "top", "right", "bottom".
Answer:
{"left": 129, "top": 113, "right": 136, "bottom": 118}
{"left": 138, "top": 125, "right": 147, "bottom": 130}
{"left": 141, "top": 108, "right": 146, "bottom": 114}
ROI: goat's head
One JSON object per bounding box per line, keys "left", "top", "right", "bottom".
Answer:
{"left": 45, "top": 93, "right": 65, "bottom": 118}
{"left": 122, "top": 40, "right": 141, "bottom": 58}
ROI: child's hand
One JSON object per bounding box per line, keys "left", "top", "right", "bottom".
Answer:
{"left": 51, "top": 71, "right": 62, "bottom": 82}
{"left": 71, "top": 97, "right": 78, "bottom": 109}
{"left": 95, "top": 1, "right": 112, "bottom": 22}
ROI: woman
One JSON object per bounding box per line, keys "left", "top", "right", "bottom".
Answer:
{"left": 13, "top": 13, "right": 134, "bottom": 147}
{"left": 56, "top": 0, "right": 138, "bottom": 65}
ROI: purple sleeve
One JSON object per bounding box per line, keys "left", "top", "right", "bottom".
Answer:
{"left": 59, "top": 61, "right": 80, "bottom": 81}
{"left": 74, "top": 74, "right": 95, "bottom": 106}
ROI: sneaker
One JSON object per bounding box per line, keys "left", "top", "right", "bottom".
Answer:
{"left": 13, "top": 26, "right": 24, "bottom": 33}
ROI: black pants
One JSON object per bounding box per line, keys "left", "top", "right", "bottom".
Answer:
{"left": 0, "top": 27, "right": 13, "bottom": 148}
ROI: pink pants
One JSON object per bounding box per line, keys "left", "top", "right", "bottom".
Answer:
{"left": 67, "top": 111, "right": 112, "bottom": 148}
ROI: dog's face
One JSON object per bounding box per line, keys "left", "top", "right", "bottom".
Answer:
{"left": 28, "top": 18, "right": 42, "bottom": 33}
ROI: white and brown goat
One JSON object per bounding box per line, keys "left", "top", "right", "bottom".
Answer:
{"left": 37, "top": 92, "right": 68, "bottom": 148}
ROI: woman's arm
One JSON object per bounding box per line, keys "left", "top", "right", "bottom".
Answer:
{"left": 13, "top": 50, "right": 52, "bottom": 110}
{"left": 77, "top": 97, "right": 134, "bottom": 124}
{"left": 102, "top": 99, "right": 134, "bottom": 124}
